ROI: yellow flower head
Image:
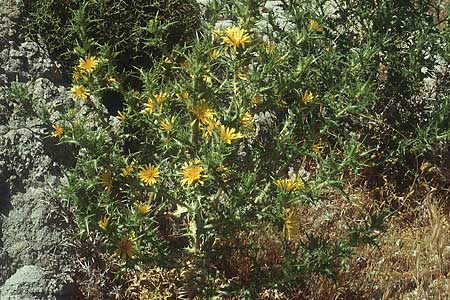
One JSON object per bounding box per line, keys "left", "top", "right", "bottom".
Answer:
{"left": 218, "top": 125, "right": 243, "bottom": 144}
{"left": 179, "top": 160, "right": 207, "bottom": 187}
{"left": 190, "top": 102, "right": 215, "bottom": 125}
{"left": 216, "top": 164, "right": 231, "bottom": 179}
{"left": 141, "top": 98, "right": 156, "bottom": 114}
{"left": 209, "top": 49, "right": 221, "bottom": 60}
{"left": 265, "top": 41, "right": 277, "bottom": 53}
{"left": 98, "top": 215, "right": 109, "bottom": 231}
{"left": 116, "top": 111, "right": 126, "bottom": 124}
{"left": 211, "top": 28, "right": 223, "bottom": 41}
{"left": 116, "top": 235, "right": 135, "bottom": 260}
{"left": 138, "top": 164, "right": 160, "bottom": 186}
{"left": 134, "top": 201, "right": 151, "bottom": 215}
{"left": 71, "top": 85, "right": 90, "bottom": 101}
{"left": 302, "top": 90, "right": 315, "bottom": 105}
{"left": 78, "top": 56, "right": 101, "bottom": 74}
{"left": 153, "top": 91, "right": 168, "bottom": 105}
{"left": 106, "top": 75, "right": 118, "bottom": 86}
{"left": 160, "top": 116, "right": 176, "bottom": 132}
{"left": 100, "top": 170, "right": 112, "bottom": 193}
{"left": 276, "top": 97, "right": 288, "bottom": 107}
{"left": 202, "top": 74, "right": 212, "bottom": 85}
{"left": 181, "top": 60, "right": 192, "bottom": 70}
{"left": 200, "top": 118, "right": 220, "bottom": 138}
{"left": 312, "top": 143, "right": 323, "bottom": 154}
{"left": 51, "top": 124, "right": 63, "bottom": 138}
{"left": 222, "top": 26, "right": 251, "bottom": 51}
{"left": 250, "top": 94, "right": 263, "bottom": 108}
{"left": 121, "top": 161, "right": 135, "bottom": 177}
{"left": 309, "top": 19, "right": 323, "bottom": 32}
{"left": 176, "top": 91, "right": 189, "bottom": 101}
{"left": 240, "top": 112, "right": 254, "bottom": 128}
{"left": 274, "top": 177, "right": 304, "bottom": 193}
{"left": 72, "top": 67, "right": 81, "bottom": 81}
{"left": 237, "top": 73, "right": 248, "bottom": 80}
{"left": 164, "top": 56, "right": 172, "bottom": 64}
{"left": 216, "top": 164, "right": 229, "bottom": 173}
{"left": 282, "top": 208, "right": 295, "bottom": 241}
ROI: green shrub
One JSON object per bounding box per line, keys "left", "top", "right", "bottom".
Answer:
{"left": 23, "top": 0, "right": 201, "bottom": 82}
{"left": 42, "top": 0, "right": 450, "bottom": 298}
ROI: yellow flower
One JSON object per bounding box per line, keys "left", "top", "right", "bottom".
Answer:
{"left": 312, "top": 143, "right": 323, "bottom": 154}
{"left": 309, "top": 19, "right": 323, "bottom": 32}
{"left": 216, "top": 164, "right": 229, "bottom": 173}
{"left": 176, "top": 91, "right": 189, "bottom": 101}
{"left": 282, "top": 208, "right": 295, "bottom": 241}
{"left": 71, "top": 85, "right": 90, "bottom": 101}
{"left": 51, "top": 124, "right": 63, "bottom": 138}
{"left": 302, "top": 90, "right": 315, "bottom": 105}
{"left": 179, "top": 160, "right": 207, "bottom": 187}
{"left": 218, "top": 125, "right": 243, "bottom": 144}
{"left": 121, "top": 162, "right": 135, "bottom": 177}
{"left": 190, "top": 102, "right": 215, "bottom": 125}
{"left": 237, "top": 73, "right": 248, "bottom": 80}
{"left": 98, "top": 215, "right": 109, "bottom": 231}
{"left": 265, "top": 41, "right": 277, "bottom": 53}
{"left": 100, "top": 170, "right": 112, "bottom": 193}
{"left": 134, "top": 201, "right": 151, "bottom": 215}
{"left": 141, "top": 98, "right": 156, "bottom": 114}
{"left": 200, "top": 118, "right": 220, "bottom": 138}
{"left": 274, "top": 177, "right": 304, "bottom": 193}
{"left": 160, "top": 116, "right": 176, "bottom": 132}
{"left": 153, "top": 91, "right": 168, "bottom": 105}
{"left": 72, "top": 68, "right": 81, "bottom": 81}
{"left": 181, "top": 60, "right": 191, "bottom": 70}
{"left": 138, "top": 164, "right": 160, "bottom": 186}
{"left": 209, "top": 49, "right": 221, "bottom": 60}
{"left": 106, "top": 75, "right": 118, "bottom": 86}
{"left": 202, "top": 74, "right": 212, "bottom": 85}
{"left": 216, "top": 164, "right": 230, "bottom": 179}
{"left": 116, "top": 111, "right": 126, "bottom": 124}
{"left": 211, "top": 28, "right": 223, "bottom": 41}
{"left": 78, "top": 56, "right": 101, "bottom": 74}
{"left": 116, "top": 235, "right": 135, "bottom": 260}
{"left": 276, "top": 97, "right": 287, "bottom": 107}
{"left": 222, "top": 26, "right": 251, "bottom": 51}
{"left": 164, "top": 56, "right": 172, "bottom": 64}
{"left": 240, "top": 112, "right": 254, "bottom": 128}
{"left": 250, "top": 94, "right": 262, "bottom": 107}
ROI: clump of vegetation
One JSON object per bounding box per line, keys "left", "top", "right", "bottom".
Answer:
{"left": 23, "top": 0, "right": 201, "bottom": 83}
{"left": 39, "top": 0, "right": 450, "bottom": 298}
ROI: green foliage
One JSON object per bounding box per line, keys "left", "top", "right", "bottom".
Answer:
{"left": 23, "top": 0, "right": 201, "bottom": 82}
{"left": 35, "top": 0, "right": 450, "bottom": 298}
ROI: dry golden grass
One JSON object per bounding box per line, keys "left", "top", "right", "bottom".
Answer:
{"left": 294, "top": 179, "right": 450, "bottom": 300}
{"left": 74, "top": 168, "right": 450, "bottom": 300}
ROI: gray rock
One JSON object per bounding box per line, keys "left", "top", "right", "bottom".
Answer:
{"left": 0, "top": 0, "right": 78, "bottom": 298}
{"left": 2, "top": 187, "right": 73, "bottom": 274}
{"left": 0, "top": 0, "right": 63, "bottom": 87}
{"left": 0, "top": 265, "right": 74, "bottom": 300}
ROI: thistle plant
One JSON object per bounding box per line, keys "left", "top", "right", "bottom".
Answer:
{"left": 46, "top": 0, "right": 450, "bottom": 298}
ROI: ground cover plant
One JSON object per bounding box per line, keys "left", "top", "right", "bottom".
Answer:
{"left": 28, "top": 0, "right": 450, "bottom": 298}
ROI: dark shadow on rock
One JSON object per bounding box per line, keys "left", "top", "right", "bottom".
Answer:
{"left": 55, "top": 282, "right": 84, "bottom": 300}
{"left": 0, "top": 182, "right": 12, "bottom": 217}
{"left": 42, "top": 138, "right": 78, "bottom": 171}
{"left": 0, "top": 250, "right": 12, "bottom": 286}
{"left": 102, "top": 90, "right": 124, "bottom": 116}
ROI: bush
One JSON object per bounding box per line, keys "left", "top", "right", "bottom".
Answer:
{"left": 42, "top": 0, "right": 450, "bottom": 298}
{"left": 23, "top": 0, "right": 201, "bottom": 83}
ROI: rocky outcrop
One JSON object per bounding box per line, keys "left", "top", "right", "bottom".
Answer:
{"left": 0, "top": 0, "right": 78, "bottom": 299}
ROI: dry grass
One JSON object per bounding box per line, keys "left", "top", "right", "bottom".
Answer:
{"left": 74, "top": 171, "right": 450, "bottom": 300}
{"left": 293, "top": 181, "right": 450, "bottom": 300}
